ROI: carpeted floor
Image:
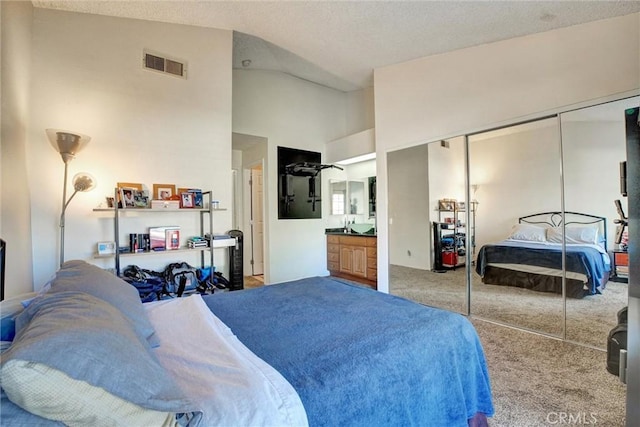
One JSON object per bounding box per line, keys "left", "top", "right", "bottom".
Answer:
{"left": 390, "top": 265, "right": 627, "bottom": 349}
{"left": 389, "top": 265, "right": 628, "bottom": 426}
{"left": 473, "top": 319, "right": 626, "bottom": 426}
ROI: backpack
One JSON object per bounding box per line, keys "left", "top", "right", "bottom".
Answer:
{"left": 163, "top": 262, "right": 202, "bottom": 297}
{"left": 193, "top": 267, "right": 230, "bottom": 294}
{"left": 121, "top": 265, "right": 165, "bottom": 302}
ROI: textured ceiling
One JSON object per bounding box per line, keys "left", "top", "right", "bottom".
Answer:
{"left": 32, "top": 1, "right": 640, "bottom": 92}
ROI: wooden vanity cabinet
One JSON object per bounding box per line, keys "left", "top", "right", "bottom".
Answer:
{"left": 327, "top": 234, "right": 377, "bottom": 289}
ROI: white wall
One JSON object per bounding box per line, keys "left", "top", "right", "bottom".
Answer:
{"left": 26, "top": 9, "right": 233, "bottom": 288}
{"left": 233, "top": 69, "right": 347, "bottom": 284}
{"left": 345, "top": 87, "right": 375, "bottom": 135}
{"left": 374, "top": 13, "right": 640, "bottom": 293}
{"left": 388, "top": 144, "right": 430, "bottom": 269}
{"left": 1, "top": 1, "right": 35, "bottom": 297}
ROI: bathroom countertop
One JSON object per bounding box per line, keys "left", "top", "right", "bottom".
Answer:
{"left": 325, "top": 228, "right": 377, "bottom": 236}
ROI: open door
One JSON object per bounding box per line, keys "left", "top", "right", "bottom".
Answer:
{"left": 250, "top": 164, "right": 264, "bottom": 275}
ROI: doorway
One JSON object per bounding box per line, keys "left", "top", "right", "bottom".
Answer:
{"left": 248, "top": 163, "right": 264, "bottom": 282}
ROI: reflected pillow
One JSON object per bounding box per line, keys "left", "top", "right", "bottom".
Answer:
{"left": 547, "top": 226, "right": 599, "bottom": 245}
{"left": 507, "top": 223, "right": 547, "bottom": 242}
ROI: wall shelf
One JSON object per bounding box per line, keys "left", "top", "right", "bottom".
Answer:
{"left": 98, "top": 189, "right": 232, "bottom": 276}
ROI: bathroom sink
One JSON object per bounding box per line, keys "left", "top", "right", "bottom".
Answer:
{"left": 349, "top": 223, "right": 374, "bottom": 234}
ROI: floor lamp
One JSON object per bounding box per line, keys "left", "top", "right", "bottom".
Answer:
{"left": 46, "top": 129, "right": 95, "bottom": 267}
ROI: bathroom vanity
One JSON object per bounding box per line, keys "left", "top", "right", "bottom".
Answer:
{"left": 326, "top": 231, "right": 377, "bottom": 289}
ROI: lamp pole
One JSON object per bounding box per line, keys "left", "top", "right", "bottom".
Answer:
{"left": 46, "top": 129, "right": 92, "bottom": 268}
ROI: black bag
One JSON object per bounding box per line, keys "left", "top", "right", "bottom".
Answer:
{"left": 163, "top": 262, "right": 202, "bottom": 297}
{"left": 606, "top": 305, "right": 628, "bottom": 376}
{"left": 193, "top": 268, "right": 229, "bottom": 294}
{"left": 122, "top": 265, "right": 164, "bottom": 302}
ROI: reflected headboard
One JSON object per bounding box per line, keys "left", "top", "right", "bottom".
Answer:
{"left": 1, "top": 238, "right": 5, "bottom": 301}
{"left": 518, "top": 211, "right": 608, "bottom": 250}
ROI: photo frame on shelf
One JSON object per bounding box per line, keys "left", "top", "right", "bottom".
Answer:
{"left": 153, "top": 184, "right": 176, "bottom": 200}
{"left": 456, "top": 201, "right": 466, "bottom": 211}
{"left": 119, "top": 187, "right": 138, "bottom": 209}
{"left": 116, "top": 182, "right": 142, "bottom": 208}
{"left": 178, "top": 188, "right": 203, "bottom": 208}
{"left": 438, "top": 199, "right": 455, "bottom": 211}
{"left": 180, "top": 192, "right": 194, "bottom": 208}
{"left": 133, "top": 190, "right": 150, "bottom": 208}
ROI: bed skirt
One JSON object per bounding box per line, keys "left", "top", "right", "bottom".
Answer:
{"left": 481, "top": 266, "right": 592, "bottom": 299}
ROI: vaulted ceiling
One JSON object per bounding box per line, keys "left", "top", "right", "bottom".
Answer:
{"left": 32, "top": 1, "right": 640, "bottom": 92}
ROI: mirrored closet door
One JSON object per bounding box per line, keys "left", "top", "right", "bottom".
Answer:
{"left": 387, "top": 136, "right": 468, "bottom": 315}
{"left": 468, "top": 117, "right": 564, "bottom": 337}
{"left": 560, "top": 97, "right": 636, "bottom": 348}
{"left": 387, "top": 95, "right": 637, "bottom": 350}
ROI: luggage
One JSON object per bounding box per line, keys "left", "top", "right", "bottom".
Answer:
{"left": 606, "top": 306, "right": 628, "bottom": 377}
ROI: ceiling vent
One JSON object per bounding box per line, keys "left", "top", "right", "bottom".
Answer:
{"left": 143, "top": 50, "right": 187, "bottom": 79}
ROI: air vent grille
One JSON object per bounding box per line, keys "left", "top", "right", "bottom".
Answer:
{"left": 143, "top": 50, "right": 187, "bottom": 79}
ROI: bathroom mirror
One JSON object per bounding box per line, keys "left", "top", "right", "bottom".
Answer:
{"left": 348, "top": 181, "right": 365, "bottom": 215}
{"left": 330, "top": 180, "right": 347, "bottom": 215}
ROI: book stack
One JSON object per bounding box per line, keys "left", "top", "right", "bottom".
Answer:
{"left": 188, "top": 236, "right": 209, "bottom": 249}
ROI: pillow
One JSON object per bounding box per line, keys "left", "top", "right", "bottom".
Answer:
{"left": 0, "top": 292, "right": 37, "bottom": 341}
{"left": 547, "top": 226, "right": 599, "bottom": 245}
{"left": 1, "top": 291, "right": 201, "bottom": 426}
{"left": 48, "top": 260, "right": 158, "bottom": 346}
{"left": 507, "top": 223, "right": 547, "bottom": 242}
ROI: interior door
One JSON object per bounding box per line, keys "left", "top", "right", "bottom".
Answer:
{"left": 251, "top": 166, "right": 264, "bottom": 275}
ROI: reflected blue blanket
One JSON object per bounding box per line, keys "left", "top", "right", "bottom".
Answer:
{"left": 475, "top": 240, "right": 610, "bottom": 295}
{"left": 204, "top": 277, "right": 493, "bottom": 427}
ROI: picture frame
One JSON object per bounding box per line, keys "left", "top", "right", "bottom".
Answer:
{"left": 178, "top": 188, "right": 203, "bottom": 208}
{"left": 119, "top": 187, "right": 138, "bottom": 209}
{"left": 456, "top": 201, "right": 466, "bottom": 211}
{"left": 153, "top": 184, "right": 176, "bottom": 201}
{"left": 438, "top": 199, "right": 456, "bottom": 211}
{"left": 180, "top": 192, "right": 194, "bottom": 208}
{"left": 133, "top": 189, "right": 150, "bottom": 208}
{"left": 116, "top": 182, "right": 143, "bottom": 208}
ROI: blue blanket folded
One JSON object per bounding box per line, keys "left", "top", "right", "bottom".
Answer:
{"left": 204, "top": 277, "right": 493, "bottom": 427}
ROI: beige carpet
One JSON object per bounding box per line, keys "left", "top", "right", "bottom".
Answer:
{"left": 389, "top": 264, "right": 627, "bottom": 426}
{"left": 390, "top": 265, "right": 627, "bottom": 349}
{"left": 473, "top": 319, "right": 626, "bottom": 426}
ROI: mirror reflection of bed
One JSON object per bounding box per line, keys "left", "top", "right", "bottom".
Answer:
{"left": 388, "top": 96, "right": 635, "bottom": 351}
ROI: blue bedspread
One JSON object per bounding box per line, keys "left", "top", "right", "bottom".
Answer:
{"left": 475, "top": 240, "right": 610, "bottom": 295}
{"left": 203, "top": 277, "right": 494, "bottom": 427}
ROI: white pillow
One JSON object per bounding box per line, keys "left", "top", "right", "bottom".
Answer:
{"left": 547, "top": 226, "right": 598, "bottom": 245}
{"left": 507, "top": 223, "right": 547, "bottom": 242}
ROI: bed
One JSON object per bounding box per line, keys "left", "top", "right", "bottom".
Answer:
{"left": 0, "top": 260, "right": 494, "bottom": 426}
{"left": 475, "top": 211, "right": 611, "bottom": 298}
